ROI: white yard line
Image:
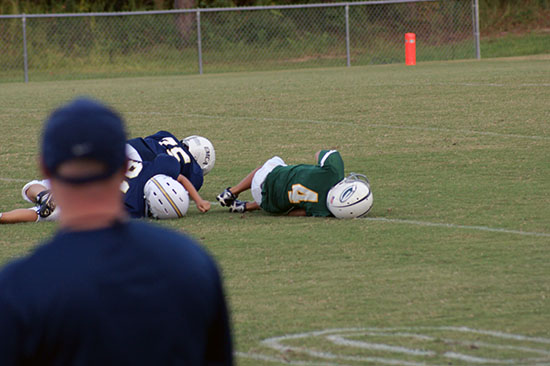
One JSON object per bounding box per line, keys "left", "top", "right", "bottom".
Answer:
{"left": 0, "top": 177, "right": 29, "bottom": 183}
{"left": 3, "top": 183, "right": 549, "bottom": 238}
{"left": 235, "top": 352, "right": 347, "bottom": 366}
{"left": 364, "top": 217, "right": 550, "bottom": 238}
{"left": 242, "top": 327, "right": 550, "bottom": 366}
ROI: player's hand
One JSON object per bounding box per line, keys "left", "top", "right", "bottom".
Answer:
{"left": 196, "top": 200, "right": 211, "bottom": 213}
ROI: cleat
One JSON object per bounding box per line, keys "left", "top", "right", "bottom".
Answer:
{"left": 229, "top": 200, "right": 247, "bottom": 213}
{"left": 216, "top": 187, "right": 237, "bottom": 207}
{"left": 37, "top": 190, "right": 56, "bottom": 218}
{"left": 36, "top": 190, "right": 52, "bottom": 205}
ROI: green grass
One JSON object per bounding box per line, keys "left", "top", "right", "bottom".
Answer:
{"left": 1, "top": 56, "right": 549, "bottom": 365}
{"left": 482, "top": 32, "right": 550, "bottom": 58}
{"left": 3, "top": 31, "right": 549, "bottom": 83}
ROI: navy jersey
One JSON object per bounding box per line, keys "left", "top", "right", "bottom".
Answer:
{"left": 127, "top": 131, "right": 203, "bottom": 191}
{"left": 122, "top": 154, "right": 180, "bottom": 218}
{"left": 0, "top": 220, "right": 233, "bottom": 366}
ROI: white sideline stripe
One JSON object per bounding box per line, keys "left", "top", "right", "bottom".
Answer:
{"left": 128, "top": 112, "right": 550, "bottom": 141}
{"left": 365, "top": 217, "right": 550, "bottom": 238}
{"left": 443, "top": 351, "right": 514, "bottom": 364}
{"left": 436, "top": 83, "right": 550, "bottom": 87}
{"left": 0, "top": 177, "right": 28, "bottom": 183}
{"left": 440, "top": 326, "right": 550, "bottom": 345}
{"left": 326, "top": 335, "right": 435, "bottom": 356}
{"left": 2, "top": 187, "right": 549, "bottom": 239}
{"left": 262, "top": 330, "right": 430, "bottom": 366}
{"left": 346, "top": 331, "right": 550, "bottom": 356}
{"left": 255, "top": 327, "right": 550, "bottom": 366}
{"left": 211, "top": 204, "right": 550, "bottom": 238}
{"left": 235, "top": 352, "right": 346, "bottom": 366}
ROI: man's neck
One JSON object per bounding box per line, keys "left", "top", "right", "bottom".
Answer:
{"left": 59, "top": 208, "right": 127, "bottom": 231}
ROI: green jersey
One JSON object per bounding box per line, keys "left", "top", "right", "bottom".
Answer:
{"left": 260, "top": 150, "right": 345, "bottom": 216}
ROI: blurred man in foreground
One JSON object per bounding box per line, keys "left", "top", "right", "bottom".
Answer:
{"left": 0, "top": 97, "right": 233, "bottom": 365}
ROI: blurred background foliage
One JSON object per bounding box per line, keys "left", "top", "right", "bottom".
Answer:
{"left": 1, "top": 0, "right": 549, "bottom": 34}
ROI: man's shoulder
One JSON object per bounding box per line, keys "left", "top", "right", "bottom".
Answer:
{"left": 126, "top": 221, "right": 216, "bottom": 267}
{"left": 0, "top": 256, "right": 27, "bottom": 287}
{"left": 0, "top": 237, "right": 61, "bottom": 299}
{"left": 125, "top": 220, "right": 195, "bottom": 246}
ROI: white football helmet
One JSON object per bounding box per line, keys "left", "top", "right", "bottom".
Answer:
{"left": 144, "top": 174, "right": 189, "bottom": 219}
{"left": 326, "top": 173, "right": 373, "bottom": 219}
{"left": 182, "top": 135, "right": 215, "bottom": 175}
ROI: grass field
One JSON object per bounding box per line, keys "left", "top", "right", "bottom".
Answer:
{"left": 1, "top": 55, "right": 549, "bottom": 365}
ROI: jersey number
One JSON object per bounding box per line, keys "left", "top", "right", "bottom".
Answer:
{"left": 288, "top": 184, "right": 318, "bottom": 204}
{"left": 159, "top": 137, "right": 191, "bottom": 164}
{"left": 120, "top": 160, "right": 143, "bottom": 193}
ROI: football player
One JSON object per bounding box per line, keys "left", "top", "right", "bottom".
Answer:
{"left": 1, "top": 131, "right": 212, "bottom": 223}
{"left": 126, "top": 130, "right": 208, "bottom": 192}
{"left": 216, "top": 149, "right": 373, "bottom": 218}
{"left": 123, "top": 153, "right": 210, "bottom": 218}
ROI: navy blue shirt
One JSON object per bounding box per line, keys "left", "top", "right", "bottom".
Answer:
{"left": 123, "top": 154, "right": 180, "bottom": 218}
{"left": 127, "top": 131, "right": 203, "bottom": 191}
{"left": 0, "top": 220, "right": 233, "bottom": 366}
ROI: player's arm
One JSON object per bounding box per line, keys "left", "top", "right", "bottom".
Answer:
{"left": 177, "top": 175, "right": 210, "bottom": 213}
{"left": 0, "top": 208, "right": 39, "bottom": 224}
{"left": 316, "top": 149, "right": 344, "bottom": 177}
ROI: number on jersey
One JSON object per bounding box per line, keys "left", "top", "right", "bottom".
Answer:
{"left": 288, "top": 184, "right": 318, "bottom": 204}
{"left": 120, "top": 160, "right": 143, "bottom": 193}
{"left": 159, "top": 137, "right": 191, "bottom": 164}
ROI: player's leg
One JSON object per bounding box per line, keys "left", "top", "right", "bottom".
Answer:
{"left": 221, "top": 156, "right": 287, "bottom": 213}
{"left": 227, "top": 200, "right": 260, "bottom": 214}
{"left": 0, "top": 208, "right": 39, "bottom": 224}
{"left": 22, "top": 180, "right": 51, "bottom": 204}
{"left": 230, "top": 167, "right": 260, "bottom": 196}
{"left": 21, "top": 180, "right": 57, "bottom": 219}
{"left": 216, "top": 167, "right": 260, "bottom": 207}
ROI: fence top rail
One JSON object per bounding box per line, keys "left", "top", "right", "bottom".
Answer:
{"left": 0, "top": 0, "right": 437, "bottom": 19}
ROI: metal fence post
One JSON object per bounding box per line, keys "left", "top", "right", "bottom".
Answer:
{"left": 345, "top": 4, "right": 351, "bottom": 67}
{"left": 196, "top": 10, "right": 203, "bottom": 75}
{"left": 472, "top": 0, "right": 481, "bottom": 59}
{"left": 22, "top": 14, "right": 29, "bottom": 83}
{"left": 0, "top": 1, "right": 478, "bottom": 82}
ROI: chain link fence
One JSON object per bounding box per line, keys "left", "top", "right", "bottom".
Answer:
{"left": 0, "top": 0, "right": 479, "bottom": 83}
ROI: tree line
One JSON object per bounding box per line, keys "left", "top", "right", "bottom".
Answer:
{"left": 1, "top": 0, "right": 548, "bottom": 32}
{"left": 2, "top": 0, "right": 548, "bottom": 13}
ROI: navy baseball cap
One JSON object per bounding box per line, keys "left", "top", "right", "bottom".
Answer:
{"left": 41, "top": 97, "right": 127, "bottom": 184}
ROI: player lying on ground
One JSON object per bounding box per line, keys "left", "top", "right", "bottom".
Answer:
{"left": 123, "top": 153, "right": 210, "bottom": 219}
{"left": 0, "top": 132, "right": 214, "bottom": 223}
{"left": 216, "top": 149, "right": 373, "bottom": 218}
{"left": 124, "top": 131, "right": 214, "bottom": 218}
{"left": 0, "top": 155, "right": 210, "bottom": 223}
{"left": 127, "top": 131, "right": 216, "bottom": 191}
{"left": 121, "top": 131, "right": 215, "bottom": 218}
